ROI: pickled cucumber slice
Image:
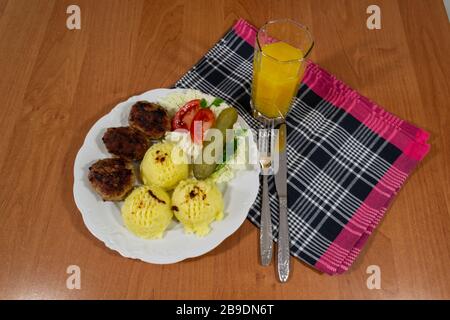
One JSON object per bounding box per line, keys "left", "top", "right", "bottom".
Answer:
{"left": 193, "top": 107, "right": 238, "bottom": 180}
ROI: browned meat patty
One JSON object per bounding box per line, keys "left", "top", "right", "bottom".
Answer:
{"left": 102, "top": 127, "right": 149, "bottom": 161}
{"left": 88, "top": 158, "right": 135, "bottom": 201}
{"left": 128, "top": 101, "right": 170, "bottom": 139}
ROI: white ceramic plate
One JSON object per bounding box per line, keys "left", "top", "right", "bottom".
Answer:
{"left": 73, "top": 88, "right": 259, "bottom": 264}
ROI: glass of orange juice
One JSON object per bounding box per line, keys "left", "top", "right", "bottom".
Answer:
{"left": 251, "top": 19, "right": 314, "bottom": 122}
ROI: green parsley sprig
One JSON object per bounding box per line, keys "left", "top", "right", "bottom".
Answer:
{"left": 200, "top": 97, "right": 224, "bottom": 108}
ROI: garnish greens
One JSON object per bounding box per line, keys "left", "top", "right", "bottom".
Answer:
{"left": 215, "top": 129, "right": 247, "bottom": 172}
{"left": 200, "top": 98, "right": 224, "bottom": 109}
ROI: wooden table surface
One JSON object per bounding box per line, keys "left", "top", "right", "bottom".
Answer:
{"left": 0, "top": 0, "right": 449, "bottom": 300}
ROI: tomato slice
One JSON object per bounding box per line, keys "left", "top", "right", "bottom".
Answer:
{"left": 171, "top": 99, "right": 201, "bottom": 130}
{"left": 190, "top": 109, "right": 215, "bottom": 144}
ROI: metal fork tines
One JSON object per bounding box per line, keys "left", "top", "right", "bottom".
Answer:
{"left": 258, "top": 125, "right": 275, "bottom": 266}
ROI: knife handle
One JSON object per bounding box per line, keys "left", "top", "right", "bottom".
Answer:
{"left": 260, "top": 174, "right": 273, "bottom": 266}
{"left": 277, "top": 197, "right": 290, "bottom": 282}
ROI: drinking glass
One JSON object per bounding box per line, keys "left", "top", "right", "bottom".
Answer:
{"left": 251, "top": 19, "right": 314, "bottom": 124}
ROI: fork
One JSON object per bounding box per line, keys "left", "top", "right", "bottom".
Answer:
{"left": 258, "top": 123, "right": 274, "bottom": 266}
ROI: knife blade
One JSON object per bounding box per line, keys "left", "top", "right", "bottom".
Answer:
{"left": 274, "top": 124, "right": 287, "bottom": 197}
{"left": 274, "top": 123, "right": 290, "bottom": 282}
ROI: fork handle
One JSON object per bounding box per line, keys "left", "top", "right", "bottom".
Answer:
{"left": 260, "top": 174, "right": 273, "bottom": 266}
{"left": 277, "top": 197, "right": 290, "bottom": 282}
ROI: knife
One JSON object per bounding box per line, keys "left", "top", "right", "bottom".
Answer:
{"left": 274, "top": 123, "right": 290, "bottom": 282}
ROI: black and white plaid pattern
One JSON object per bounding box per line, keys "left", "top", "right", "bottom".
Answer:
{"left": 174, "top": 27, "right": 401, "bottom": 268}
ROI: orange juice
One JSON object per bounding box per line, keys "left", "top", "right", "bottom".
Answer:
{"left": 252, "top": 41, "right": 305, "bottom": 118}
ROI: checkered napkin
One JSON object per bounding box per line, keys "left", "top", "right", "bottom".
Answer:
{"left": 174, "top": 19, "right": 430, "bottom": 275}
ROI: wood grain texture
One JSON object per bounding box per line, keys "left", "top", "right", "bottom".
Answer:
{"left": 0, "top": 0, "right": 449, "bottom": 299}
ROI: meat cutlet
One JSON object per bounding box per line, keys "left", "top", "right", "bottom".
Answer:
{"left": 88, "top": 158, "right": 135, "bottom": 201}
{"left": 102, "top": 126, "right": 149, "bottom": 161}
{"left": 129, "top": 101, "right": 170, "bottom": 139}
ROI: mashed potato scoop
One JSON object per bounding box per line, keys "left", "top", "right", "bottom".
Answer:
{"left": 172, "top": 179, "right": 224, "bottom": 236}
{"left": 122, "top": 185, "right": 173, "bottom": 239}
{"left": 140, "top": 142, "right": 189, "bottom": 190}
